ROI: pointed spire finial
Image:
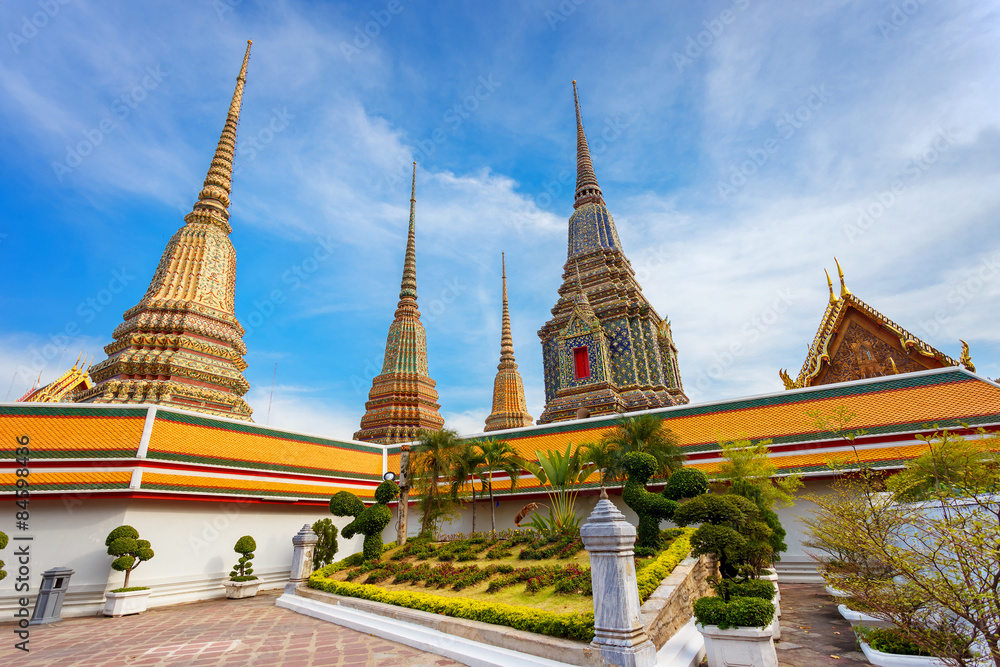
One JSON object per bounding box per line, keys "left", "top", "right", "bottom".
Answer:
{"left": 825, "top": 269, "right": 839, "bottom": 304}
{"left": 186, "top": 40, "right": 252, "bottom": 233}
{"left": 499, "top": 252, "right": 515, "bottom": 364}
{"left": 397, "top": 162, "right": 419, "bottom": 311}
{"left": 572, "top": 81, "right": 604, "bottom": 210}
{"left": 834, "top": 257, "right": 851, "bottom": 297}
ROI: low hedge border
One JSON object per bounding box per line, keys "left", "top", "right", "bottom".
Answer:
{"left": 308, "top": 567, "right": 595, "bottom": 641}
{"left": 637, "top": 527, "right": 695, "bottom": 603}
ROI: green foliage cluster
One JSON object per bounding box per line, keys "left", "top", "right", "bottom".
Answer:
{"left": 635, "top": 528, "right": 694, "bottom": 603}
{"left": 595, "top": 414, "right": 684, "bottom": 482}
{"left": 0, "top": 530, "right": 8, "bottom": 581}
{"left": 714, "top": 578, "right": 775, "bottom": 602}
{"left": 230, "top": 535, "right": 257, "bottom": 581}
{"left": 518, "top": 534, "right": 583, "bottom": 560}
{"left": 856, "top": 627, "right": 934, "bottom": 657}
{"left": 663, "top": 468, "right": 710, "bottom": 500}
{"left": 411, "top": 429, "right": 464, "bottom": 536}
{"left": 109, "top": 586, "right": 150, "bottom": 593}
{"left": 330, "top": 480, "right": 400, "bottom": 561}
{"left": 105, "top": 525, "right": 154, "bottom": 588}
{"left": 693, "top": 595, "right": 775, "bottom": 629}
{"left": 887, "top": 429, "right": 1000, "bottom": 502}
{"left": 673, "top": 493, "right": 772, "bottom": 578}
{"left": 308, "top": 568, "right": 595, "bottom": 641}
{"left": 621, "top": 452, "right": 680, "bottom": 549}
{"left": 519, "top": 442, "right": 595, "bottom": 536}
{"left": 311, "top": 518, "right": 339, "bottom": 570}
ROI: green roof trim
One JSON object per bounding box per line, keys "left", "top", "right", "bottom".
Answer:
{"left": 145, "top": 450, "right": 382, "bottom": 480}
{"left": 140, "top": 482, "right": 372, "bottom": 500}
{"left": 0, "top": 405, "right": 149, "bottom": 418}
{"left": 154, "top": 410, "right": 382, "bottom": 455}
{"left": 0, "top": 481, "right": 129, "bottom": 492}
{"left": 0, "top": 448, "right": 137, "bottom": 460}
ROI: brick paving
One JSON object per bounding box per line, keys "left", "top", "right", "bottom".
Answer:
{"left": 776, "top": 584, "right": 868, "bottom": 667}
{"left": 0, "top": 590, "right": 462, "bottom": 666}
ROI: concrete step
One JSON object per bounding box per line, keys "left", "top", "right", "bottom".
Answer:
{"left": 775, "top": 561, "right": 824, "bottom": 584}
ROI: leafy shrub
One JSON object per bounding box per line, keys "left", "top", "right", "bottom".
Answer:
{"left": 109, "top": 586, "right": 150, "bottom": 593}
{"left": 105, "top": 525, "right": 154, "bottom": 588}
{"left": 716, "top": 578, "right": 775, "bottom": 601}
{"left": 663, "top": 468, "right": 709, "bottom": 500}
{"left": 857, "top": 627, "right": 933, "bottom": 657}
{"left": 312, "top": 518, "right": 339, "bottom": 570}
{"left": 230, "top": 535, "right": 257, "bottom": 581}
{"left": 636, "top": 528, "right": 694, "bottom": 603}
{"left": 621, "top": 452, "right": 679, "bottom": 549}
{"left": 693, "top": 595, "right": 775, "bottom": 629}
{"left": 330, "top": 481, "right": 400, "bottom": 561}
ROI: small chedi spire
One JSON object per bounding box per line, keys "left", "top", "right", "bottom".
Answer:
{"left": 537, "top": 81, "right": 687, "bottom": 423}
{"left": 78, "top": 42, "right": 255, "bottom": 420}
{"left": 355, "top": 163, "right": 445, "bottom": 444}
{"left": 485, "top": 253, "right": 534, "bottom": 431}
{"left": 572, "top": 80, "right": 604, "bottom": 209}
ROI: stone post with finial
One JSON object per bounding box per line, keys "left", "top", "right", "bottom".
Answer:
{"left": 285, "top": 524, "right": 319, "bottom": 594}
{"left": 580, "top": 489, "right": 658, "bottom": 667}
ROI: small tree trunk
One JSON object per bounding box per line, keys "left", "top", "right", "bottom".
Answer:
{"left": 124, "top": 568, "right": 131, "bottom": 588}
{"left": 471, "top": 481, "right": 477, "bottom": 534}
{"left": 489, "top": 472, "right": 496, "bottom": 535}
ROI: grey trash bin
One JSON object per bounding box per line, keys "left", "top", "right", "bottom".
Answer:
{"left": 29, "top": 567, "right": 74, "bottom": 625}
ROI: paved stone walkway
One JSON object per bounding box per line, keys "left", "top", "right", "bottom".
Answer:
{"left": 0, "top": 590, "right": 461, "bottom": 666}
{"left": 777, "top": 584, "right": 867, "bottom": 667}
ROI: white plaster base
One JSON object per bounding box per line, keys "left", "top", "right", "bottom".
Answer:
{"left": 697, "top": 622, "right": 778, "bottom": 667}
{"left": 838, "top": 604, "right": 894, "bottom": 629}
{"left": 275, "top": 593, "right": 576, "bottom": 667}
{"left": 656, "top": 618, "right": 706, "bottom": 667}
{"left": 224, "top": 580, "right": 261, "bottom": 599}
{"left": 859, "top": 640, "right": 947, "bottom": 667}
{"left": 103, "top": 589, "right": 151, "bottom": 617}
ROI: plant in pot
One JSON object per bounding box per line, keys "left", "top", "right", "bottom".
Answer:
{"left": 224, "top": 535, "right": 260, "bottom": 599}
{"left": 694, "top": 594, "right": 778, "bottom": 667}
{"left": 311, "top": 518, "right": 339, "bottom": 570}
{"left": 103, "top": 525, "right": 154, "bottom": 617}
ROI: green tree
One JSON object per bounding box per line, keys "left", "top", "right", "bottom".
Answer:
{"left": 311, "top": 518, "right": 339, "bottom": 570}
{"left": 712, "top": 436, "right": 801, "bottom": 508}
{"left": 621, "top": 452, "right": 679, "bottom": 549}
{"left": 673, "top": 493, "right": 773, "bottom": 578}
{"left": 105, "top": 525, "right": 154, "bottom": 588}
{"left": 330, "top": 480, "right": 400, "bottom": 561}
{"left": 520, "top": 442, "right": 596, "bottom": 536}
{"left": 476, "top": 439, "right": 522, "bottom": 534}
{"left": 600, "top": 414, "right": 682, "bottom": 479}
{"left": 887, "top": 428, "right": 999, "bottom": 502}
{"left": 450, "top": 442, "right": 485, "bottom": 534}
{"left": 230, "top": 535, "right": 256, "bottom": 580}
{"left": 411, "top": 428, "right": 464, "bottom": 536}
{"left": 580, "top": 440, "right": 619, "bottom": 488}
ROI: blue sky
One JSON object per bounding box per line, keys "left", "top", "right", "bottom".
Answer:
{"left": 1, "top": 0, "right": 998, "bottom": 437}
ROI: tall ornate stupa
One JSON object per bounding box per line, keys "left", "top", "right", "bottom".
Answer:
{"left": 484, "top": 253, "right": 534, "bottom": 432}
{"left": 354, "top": 164, "right": 445, "bottom": 444}
{"left": 537, "top": 82, "right": 688, "bottom": 424}
{"left": 77, "top": 42, "right": 255, "bottom": 421}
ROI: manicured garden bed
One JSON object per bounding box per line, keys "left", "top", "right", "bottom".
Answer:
{"left": 308, "top": 527, "right": 693, "bottom": 641}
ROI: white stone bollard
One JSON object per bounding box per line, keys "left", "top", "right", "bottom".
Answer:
{"left": 580, "top": 491, "right": 658, "bottom": 667}
{"left": 285, "top": 524, "right": 319, "bottom": 595}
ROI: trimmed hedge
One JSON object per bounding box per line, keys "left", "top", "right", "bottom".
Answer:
{"left": 857, "top": 627, "right": 933, "bottom": 657}
{"left": 636, "top": 527, "right": 694, "bottom": 603}
{"left": 693, "top": 595, "right": 775, "bottom": 629}
{"left": 309, "top": 567, "right": 594, "bottom": 641}
{"left": 721, "top": 578, "right": 775, "bottom": 601}
{"left": 622, "top": 452, "right": 679, "bottom": 549}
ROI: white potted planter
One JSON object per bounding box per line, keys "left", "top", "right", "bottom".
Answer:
{"left": 698, "top": 622, "right": 778, "bottom": 667}
{"left": 859, "top": 639, "right": 947, "bottom": 667}
{"left": 838, "top": 603, "right": 894, "bottom": 628}
{"left": 760, "top": 569, "right": 780, "bottom": 617}
{"left": 825, "top": 584, "right": 849, "bottom": 597}
{"left": 224, "top": 579, "right": 261, "bottom": 599}
{"left": 103, "top": 588, "right": 151, "bottom": 617}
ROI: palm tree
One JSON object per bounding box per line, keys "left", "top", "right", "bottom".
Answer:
{"left": 451, "top": 441, "right": 485, "bottom": 534}
{"left": 520, "top": 442, "right": 596, "bottom": 536}
{"left": 580, "top": 440, "right": 620, "bottom": 488}
{"left": 600, "top": 414, "right": 682, "bottom": 480}
{"left": 476, "top": 439, "right": 522, "bottom": 534}
{"left": 411, "top": 428, "right": 464, "bottom": 537}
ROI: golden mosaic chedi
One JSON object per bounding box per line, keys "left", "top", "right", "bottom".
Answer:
{"left": 484, "top": 253, "right": 534, "bottom": 432}
{"left": 77, "top": 42, "right": 255, "bottom": 420}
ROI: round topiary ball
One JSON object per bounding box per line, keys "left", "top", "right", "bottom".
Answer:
{"left": 234, "top": 535, "right": 256, "bottom": 555}
{"left": 663, "top": 468, "right": 709, "bottom": 500}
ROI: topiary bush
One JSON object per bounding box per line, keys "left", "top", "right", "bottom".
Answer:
{"left": 663, "top": 467, "right": 709, "bottom": 501}
{"left": 330, "top": 480, "right": 400, "bottom": 561}
{"left": 856, "top": 627, "right": 934, "bottom": 657}
{"left": 312, "top": 518, "right": 339, "bottom": 570}
{"left": 229, "top": 535, "right": 257, "bottom": 581}
{"left": 693, "top": 595, "right": 775, "bottom": 629}
{"left": 715, "top": 577, "right": 775, "bottom": 602}
{"left": 621, "top": 452, "right": 679, "bottom": 549}
{"left": 105, "top": 525, "right": 154, "bottom": 588}
{"left": 673, "top": 493, "right": 773, "bottom": 578}
{"left": 0, "top": 530, "right": 8, "bottom": 581}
